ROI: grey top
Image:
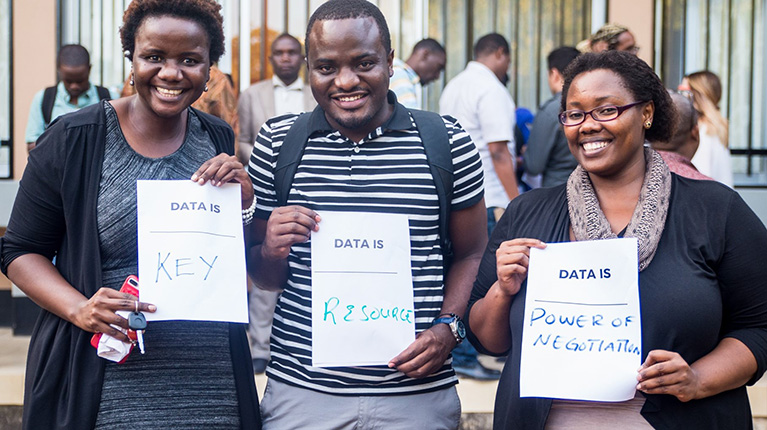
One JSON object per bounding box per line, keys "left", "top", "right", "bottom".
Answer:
{"left": 94, "top": 102, "right": 240, "bottom": 429}
{"left": 523, "top": 93, "right": 578, "bottom": 187}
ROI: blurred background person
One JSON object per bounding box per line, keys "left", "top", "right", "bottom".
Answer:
{"left": 440, "top": 32, "right": 520, "bottom": 380}
{"left": 390, "top": 38, "right": 446, "bottom": 110}
{"left": 237, "top": 32, "right": 316, "bottom": 375}
{"left": 650, "top": 90, "right": 711, "bottom": 180}
{"left": 522, "top": 46, "right": 581, "bottom": 188}
{"left": 577, "top": 23, "right": 639, "bottom": 55}
{"left": 25, "top": 44, "right": 117, "bottom": 152}
{"left": 679, "top": 71, "right": 733, "bottom": 187}
{"left": 238, "top": 33, "right": 316, "bottom": 167}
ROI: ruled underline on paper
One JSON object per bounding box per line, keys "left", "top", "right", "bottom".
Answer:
{"left": 149, "top": 230, "right": 236, "bottom": 239}
{"left": 534, "top": 300, "right": 627, "bottom": 307}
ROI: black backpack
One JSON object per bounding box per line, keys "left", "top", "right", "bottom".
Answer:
{"left": 274, "top": 108, "right": 455, "bottom": 273}
{"left": 41, "top": 84, "right": 112, "bottom": 126}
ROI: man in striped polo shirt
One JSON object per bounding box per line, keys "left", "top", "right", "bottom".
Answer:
{"left": 247, "top": 0, "right": 487, "bottom": 428}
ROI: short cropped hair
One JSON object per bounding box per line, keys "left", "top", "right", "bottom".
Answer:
{"left": 271, "top": 33, "right": 303, "bottom": 54}
{"left": 412, "top": 38, "right": 445, "bottom": 56}
{"left": 306, "top": 0, "right": 391, "bottom": 55}
{"left": 547, "top": 46, "right": 580, "bottom": 73}
{"left": 474, "top": 33, "right": 509, "bottom": 59}
{"left": 57, "top": 45, "right": 90, "bottom": 68}
{"left": 120, "top": 0, "right": 225, "bottom": 64}
{"left": 561, "top": 51, "right": 676, "bottom": 143}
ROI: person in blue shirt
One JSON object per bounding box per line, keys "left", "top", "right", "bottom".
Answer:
{"left": 25, "top": 44, "right": 117, "bottom": 151}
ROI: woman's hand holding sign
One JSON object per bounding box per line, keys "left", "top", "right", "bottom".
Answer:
{"left": 636, "top": 350, "right": 701, "bottom": 402}
{"left": 191, "top": 153, "right": 254, "bottom": 209}
{"left": 496, "top": 238, "right": 547, "bottom": 297}
{"left": 637, "top": 337, "right": 757, "bottom": 403}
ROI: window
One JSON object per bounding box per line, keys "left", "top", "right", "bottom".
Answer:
{"left": 0, "top": 0, "right": 12, "bottom": 179}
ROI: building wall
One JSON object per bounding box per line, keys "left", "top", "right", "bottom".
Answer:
{"left": 608, "top": 0, "right": 654, "bottom": 67}
{"left": 11, "top": 0, "right": 56, "bottom": 181}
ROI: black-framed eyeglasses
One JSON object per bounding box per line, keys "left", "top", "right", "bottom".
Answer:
{"left": 559, "top": 100, "right": 650, "bottom": 126}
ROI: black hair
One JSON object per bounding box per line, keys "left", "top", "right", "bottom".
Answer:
{"left": 306, "top": 0, "right": 391, "bottom": 55}
{"left": 474, "top": 33, "right": 509, "bottom": 59}
{"left": 271, "top": 33, "right": 303, "bottom": 54}
{"left": 120, "top": 0, "right": 225, "bottom": 64}
{"left": 412, "top": 38, "right": 445, "bottom": 56}
{"left": 561, "top": 51, "right": 676, "bottom": 143}
{"left": 547, "top": 46, "right": 580, "bottom": 73}
{"left": 57, "top": 44, "right": 90, "bottom": 68}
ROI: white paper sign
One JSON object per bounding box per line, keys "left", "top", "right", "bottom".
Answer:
{"left": 520, "top": 238, "right": 641, "bottom": 402}
{"left": 137, "top": 180, "right": 248, "bottom": 323}
{"left": 311, "top": 211, "right": 415, "bottom": 367}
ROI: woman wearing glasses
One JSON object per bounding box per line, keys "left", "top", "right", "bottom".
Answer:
{"left": 465, "top": 51, "right": 767, "bottom": 429}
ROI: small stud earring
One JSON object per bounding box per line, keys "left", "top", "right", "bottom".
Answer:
{"left": 204, "top": 85, "right": 209, "bottom": 92}
{"left": 129, "top": 77, "right": 134, "bottom": 86}
{"left": 645, "top": 121, "right": 652, "bottom": 129}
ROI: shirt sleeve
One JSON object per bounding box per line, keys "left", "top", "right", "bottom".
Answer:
{"left": 717, "top": 192, "right": 767, "bottom": 384}
{"left": 1, "top": 122, "right": 67, "bottom": 273}
{"left": 390, "top": 67, "right": 418, "bottom": 110}
{"left": 24, "top": 89, "right": 46, "bottom": 143}
{"left": 477, "top": 88, "right": 515, "bottom": 146}
{"left": 247, "top": 115, "right": 296, "bottom": 220}
{"left": 442, "top": 115, "right": 484, "bottom": 210}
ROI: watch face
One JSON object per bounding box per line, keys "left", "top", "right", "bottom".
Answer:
{"left": 456, "top": 320, "right": 466, "bottom": 339}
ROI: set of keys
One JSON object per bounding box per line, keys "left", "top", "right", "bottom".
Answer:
{"left": 128, "top": 309, "right": 147, "bottom": 354}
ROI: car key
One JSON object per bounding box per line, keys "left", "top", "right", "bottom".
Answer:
{"left": 128, "top": 311, "right": 147, "bottom": 354}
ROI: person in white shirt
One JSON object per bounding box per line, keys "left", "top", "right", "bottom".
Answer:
{"left": 439, "top": 32, "right": 520, "bottom": 380}
{"left": 237, "top": 32, "right": 317, "bottom": 374}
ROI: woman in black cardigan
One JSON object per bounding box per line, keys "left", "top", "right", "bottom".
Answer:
{"left": 0, "top": 1, "right": 260, "bottom": 429}
{"left": 466, "top": 51, "right": 767, "bottom": 429}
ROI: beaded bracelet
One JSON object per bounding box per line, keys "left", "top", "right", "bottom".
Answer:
{"left": 242, "top": 198, "right": 256, "bottom": 226}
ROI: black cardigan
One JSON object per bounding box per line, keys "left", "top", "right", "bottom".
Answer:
{"left": 0, "top": 103, "right": 261, "bottom": 430}
{"left": 466, "top": 176, "right": 767, "bottom": 430}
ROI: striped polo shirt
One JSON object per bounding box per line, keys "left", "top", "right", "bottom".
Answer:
{"left": 248, "top": 95, "right": 484, "bottom": 395}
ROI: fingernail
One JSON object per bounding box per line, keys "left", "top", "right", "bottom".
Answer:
{"left": 191, "top": 174, "right": 198, "bottom": 181}
{"left": 148, "top": 305, "right": 157, "bottom": 312}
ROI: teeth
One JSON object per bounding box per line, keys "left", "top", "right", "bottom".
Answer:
{"left": 338, "top": 94, "right": 363, "bottom": 102}
{"left": 156, "top": 87, "right": 182, "bottom": 97}
{"left": 583, "top": 141, "right": 608, "bottom": 151}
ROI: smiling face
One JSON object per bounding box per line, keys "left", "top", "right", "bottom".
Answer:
{"left": 306, "top": 17, "right": 394, "bottom": 142}
{"left": 131, "top": 15, "right": 210, "bottom": 119}
{"left": 564, "top": 69, "right": 653, "bottom": 180}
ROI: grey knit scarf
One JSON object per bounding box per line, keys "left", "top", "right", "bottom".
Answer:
{"left": 566, "top": 147, "right": 672, "bottom": 271}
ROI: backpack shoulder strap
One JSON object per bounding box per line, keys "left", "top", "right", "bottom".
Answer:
{"left": 274, "top": 112, "right": 313, "bottom": 207}
{"left": 410, "top": 110, "right": 453, "bottom": 256}
{"left": 41, "top": 86, "right": 57, "bottom": 126}
{"left": 95, "top": 85, "right": 112, "bottom": 101}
